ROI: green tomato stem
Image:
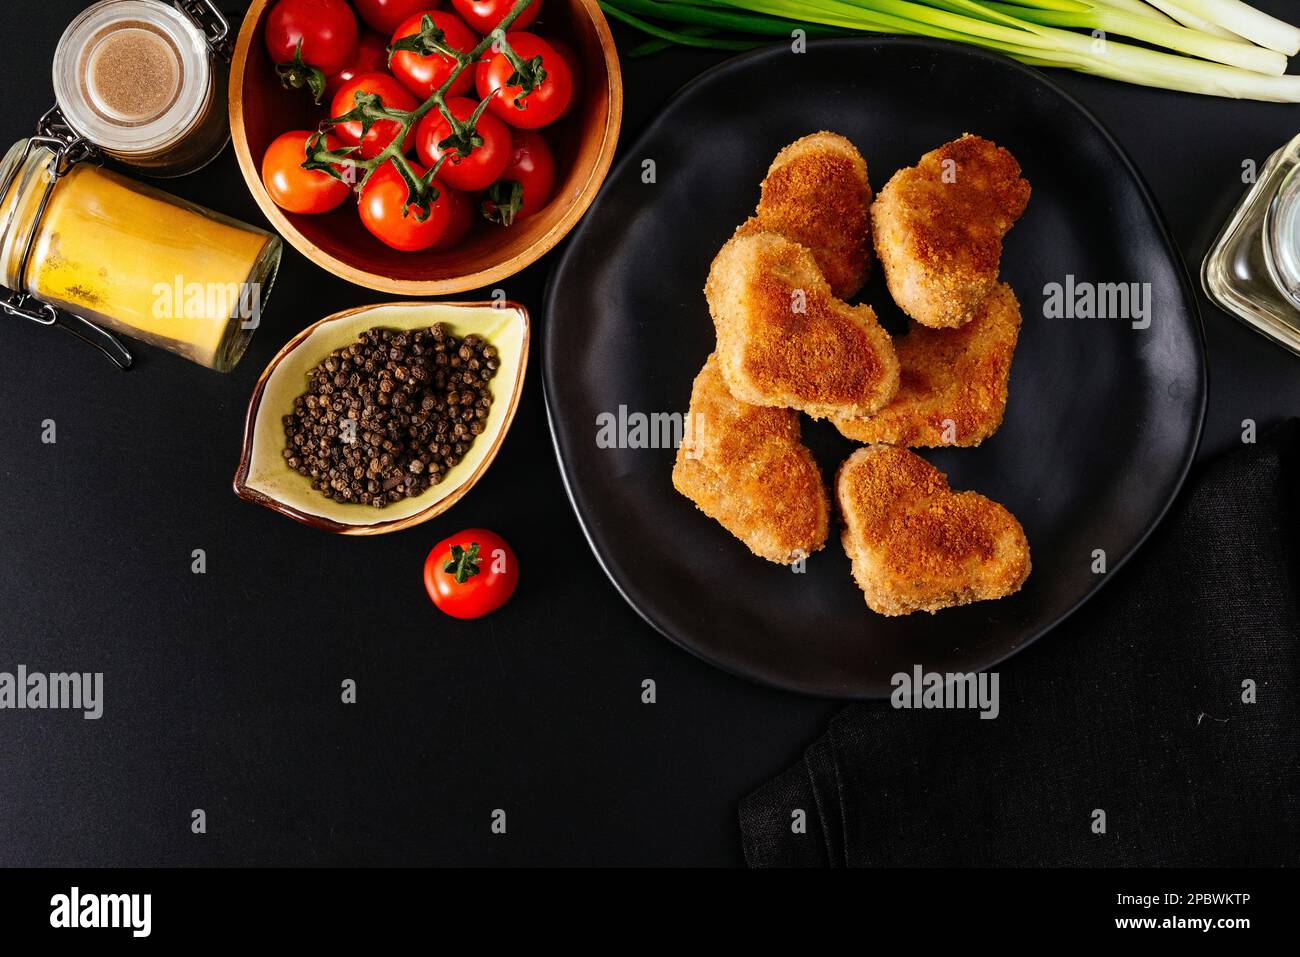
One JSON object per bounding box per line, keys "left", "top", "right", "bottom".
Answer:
{"left": 304, "top": 0, "right": 542, "bottom": 220}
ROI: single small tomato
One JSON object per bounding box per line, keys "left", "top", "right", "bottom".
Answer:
{"left": 481, "top": 128, "right": 554, "bottom": 225}
{"left": 359, "top": 159, "right": 450, "bottom": 251}
{"left": 330, "top": 72, "right": 419, "bottom": 159}
{"left": 424, "top": 529, "right": 519, "bottom": 619}
{"left": 265, "top": 0, "right": 359, "bottom": 101}
{"left": 261, "top": 131, "right": 352, "bottom": 215}
{"left": 355, "top": 0, "right": 438, "bottom": 34}
{"left": 416, "top": 97, "right": 512, "bottom": 192}
{"left": 476, "top": 32, "right": 575, "bottom": 129}
{"left": 390, "top": 11, "right": 479, "bottom": 100}
{"left": 451, "top": 0, "right": 540, "bottom": 35}
{"left": 429, "top": 187, "right": 474, "bottom": 250}
{"left": 545, "top": 37, "right": 581, "bottom": 121}
{"left": 325, "top": 31, "right": 391, "bottom": 97}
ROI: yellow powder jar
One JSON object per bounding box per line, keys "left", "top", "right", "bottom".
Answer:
{"left": 0, "top": 140, "right": 281, "bottom": 371}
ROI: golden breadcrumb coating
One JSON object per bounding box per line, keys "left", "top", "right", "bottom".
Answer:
{"left": 733, "top": 131, "right": 873, "bottom": 300}
{"left": 673, "top": 354, "right": 828, "bottom": 564}
{"left": 836, "top": 445, "right": 1030, "bottom": 616}
{"left": 834, "top": 282, "right": 1022, "bottom": 447}
{"left": 705, "top": 230, "right": 899, "bottom": 420}
{"left": 873, "top": 133, "right": 1030, "bottom": 329}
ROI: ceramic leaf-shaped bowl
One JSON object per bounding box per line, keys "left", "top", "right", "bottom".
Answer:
{"left": 235, "top": 301, "right": 528, "bottom": 534}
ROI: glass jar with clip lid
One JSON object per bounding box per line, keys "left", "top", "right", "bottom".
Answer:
{"left": 1203, "top": 133, "right": 1300, "bottom": 357}
{"left": 0, "top": 109, "right": 282, "bottom": 372}
{"left": 52, "top": 0, "right": 234, "bottom": 177}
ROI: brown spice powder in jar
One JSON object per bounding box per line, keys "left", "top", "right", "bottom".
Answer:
{"left": 80, "top": 21, "right": 183, "bottom": 127}
{"left": 52, "top": 1, "right": 232, "bottom": 175}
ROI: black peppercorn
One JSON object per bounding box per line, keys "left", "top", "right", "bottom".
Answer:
{"left": 283, "top": 324, "right": 500, "bottom": 510}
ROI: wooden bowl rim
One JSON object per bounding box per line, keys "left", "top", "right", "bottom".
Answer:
{"left": 233, "top": 299, "right": 531, "bottom": 535}
{"left": 228, "top": 0, "right": 622, "bottom": 295}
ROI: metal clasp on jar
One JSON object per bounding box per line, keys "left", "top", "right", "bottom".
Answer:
{"left": 173, "top": 0, "right": 233, "bottom": 62}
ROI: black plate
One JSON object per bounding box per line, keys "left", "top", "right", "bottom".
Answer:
{"left": 542, "top": 38, "right": 1206, "bottom": 698}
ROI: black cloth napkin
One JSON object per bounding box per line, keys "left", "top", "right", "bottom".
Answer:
{"left": 740, "top": 421, "right": 1300, "bottom": 867}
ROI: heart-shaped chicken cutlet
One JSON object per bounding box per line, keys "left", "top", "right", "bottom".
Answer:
{"left": 673, "top": 354, "right": 828, "bottom": 565}
{"left": 833, "top": 282, "right": 1023, "bottom": 447}
{"left": 706, "top": 230, "right": 899, "bottom": 420}
{"left": 873, "top": 133, "right": 1030, "bottom": 329}
{"left": 734, "top": 131, "right": 874, "bottom": 300}
{"left": 836, "top": 445, "right": 1030, "bottom": 616}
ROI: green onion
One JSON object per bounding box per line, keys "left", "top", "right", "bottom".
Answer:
{"left": 599, "top": 1, "right": 768, "bottom": 48}
{"left": 629, "top": 24, "right": 719, "bottom": 57}
{"left": 1090, "top": 0, "right": 1176, "bottom": 22}
{"left": 1141, "top": 0, "right": 1238, "bottom": 38}
{"left": 979, "top": 0, "right": 1286, "bottom": 73}
{"left": 609, "top": 0, "right": 849, "bottom": 36}
{"left": 1175, "top": 0, "right": 1300, "bottom": 54}
{"left": 603, "top": 0, "right": 1300, "bottom": 101}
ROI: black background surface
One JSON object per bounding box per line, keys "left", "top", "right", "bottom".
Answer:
{"left": 1, "top": 0, "right": 1297, "bottom": 867}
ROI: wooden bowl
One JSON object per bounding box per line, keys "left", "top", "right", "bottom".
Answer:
{"left": 228, "top": 0, "right": 621, "bottom": 294}
{"left": 234, "top": 301, "right": 529, "bottom": 534}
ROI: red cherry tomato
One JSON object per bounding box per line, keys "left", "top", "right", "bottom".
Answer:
{"left": 423, "top": 529, "right": 519, "bottom": 619}
{"left": 359, "top": 160, "right": 451, "bottom": 251}
{"left": 451, "top": 0, "right": 540, "bottom": 34}
{"left": 481, "top": 128, "right": 555, "bottom": 225}
{"left": 416, "top": 97, "right": 512, "bottom": 192}
{"left": 429, "top": 187, "right": 474, "bottom": 250}
{"left": 545, "top": 37, "right": 581, "bottom": 121}
{"left": 261, "top": 131, "right": 352, "bottom": 215}
{"left": 390, "top": 11, "right": 479, "bottom": 100}
{"left": 330, "top": 72, "right": 419, "bottom": 159}
{"left": 476, "top": 32, "right": 575, "bottom": 129}
{"left": 354, "top": 0, "right": 438, "bottom": 34}
{"left": 265, "top": 0, "right": 359, "bottom": 78}
{"left": 325, "top": 31, "right": 390, "bottom": 97}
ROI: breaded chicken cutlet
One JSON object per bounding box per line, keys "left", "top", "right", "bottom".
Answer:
{"left": 873, "top": 134, "right": 1030, "bottom": 329}
{"left": 673, "top": 354, "right": 828, "bottom": 564}
{"left": 706, "top": 230, "right": 899, "bottom": 420}
{"left": 734, "top": 132, "right": 873, "bottom": 300}
{"left": 833, "top": 282, "right": 1023, "bottom": 447}
{"left": 836, "top": 445, "right": 1030, "bottom": 616}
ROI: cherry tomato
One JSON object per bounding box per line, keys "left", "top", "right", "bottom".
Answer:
{"left": 423, "top": 529, "right": 518, "bottom": 619}
{"left": 359, "top": 159, "right": 450, "bottom": 251}
{"left": 261, "top": 131, "right": 352, "bottom": 215}
{"left": 265, "top": 0, "right": 359, "bottom": 81}
{"left": 476, "top": 32, "right": 575, "bottom": 129}
{"left": 451, "top": 0, "right": 540, "bottom": 35}
{"left": 390, "top": 11, "right": 479, "bottom": 100}
{"left": 325, "top": 31, "right": 390, "bottom": 97}
{"left": 354, "top": 0, "right": 438, "bottom": 34}
{"left": 429, "top": 187, "right": 473, "bottom": 250}
{"left": 330, "top": 72, "right": 419, "bottom": 159}
{"left": 481, "top": 128, "right": 555, "bottom": 225}
{"left": 415, "top": 97, "right": 512, "bottom": 192}
{"left": 545, "top": 37, "right": 581, "bottom": 121}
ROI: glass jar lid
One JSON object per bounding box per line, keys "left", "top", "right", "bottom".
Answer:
{"left": 52, "top": 0, "right": 212, "bottom": 159}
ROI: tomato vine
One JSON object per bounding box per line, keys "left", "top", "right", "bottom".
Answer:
{"left": 302, "top": 0, "right": 544, "bottom": 221}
